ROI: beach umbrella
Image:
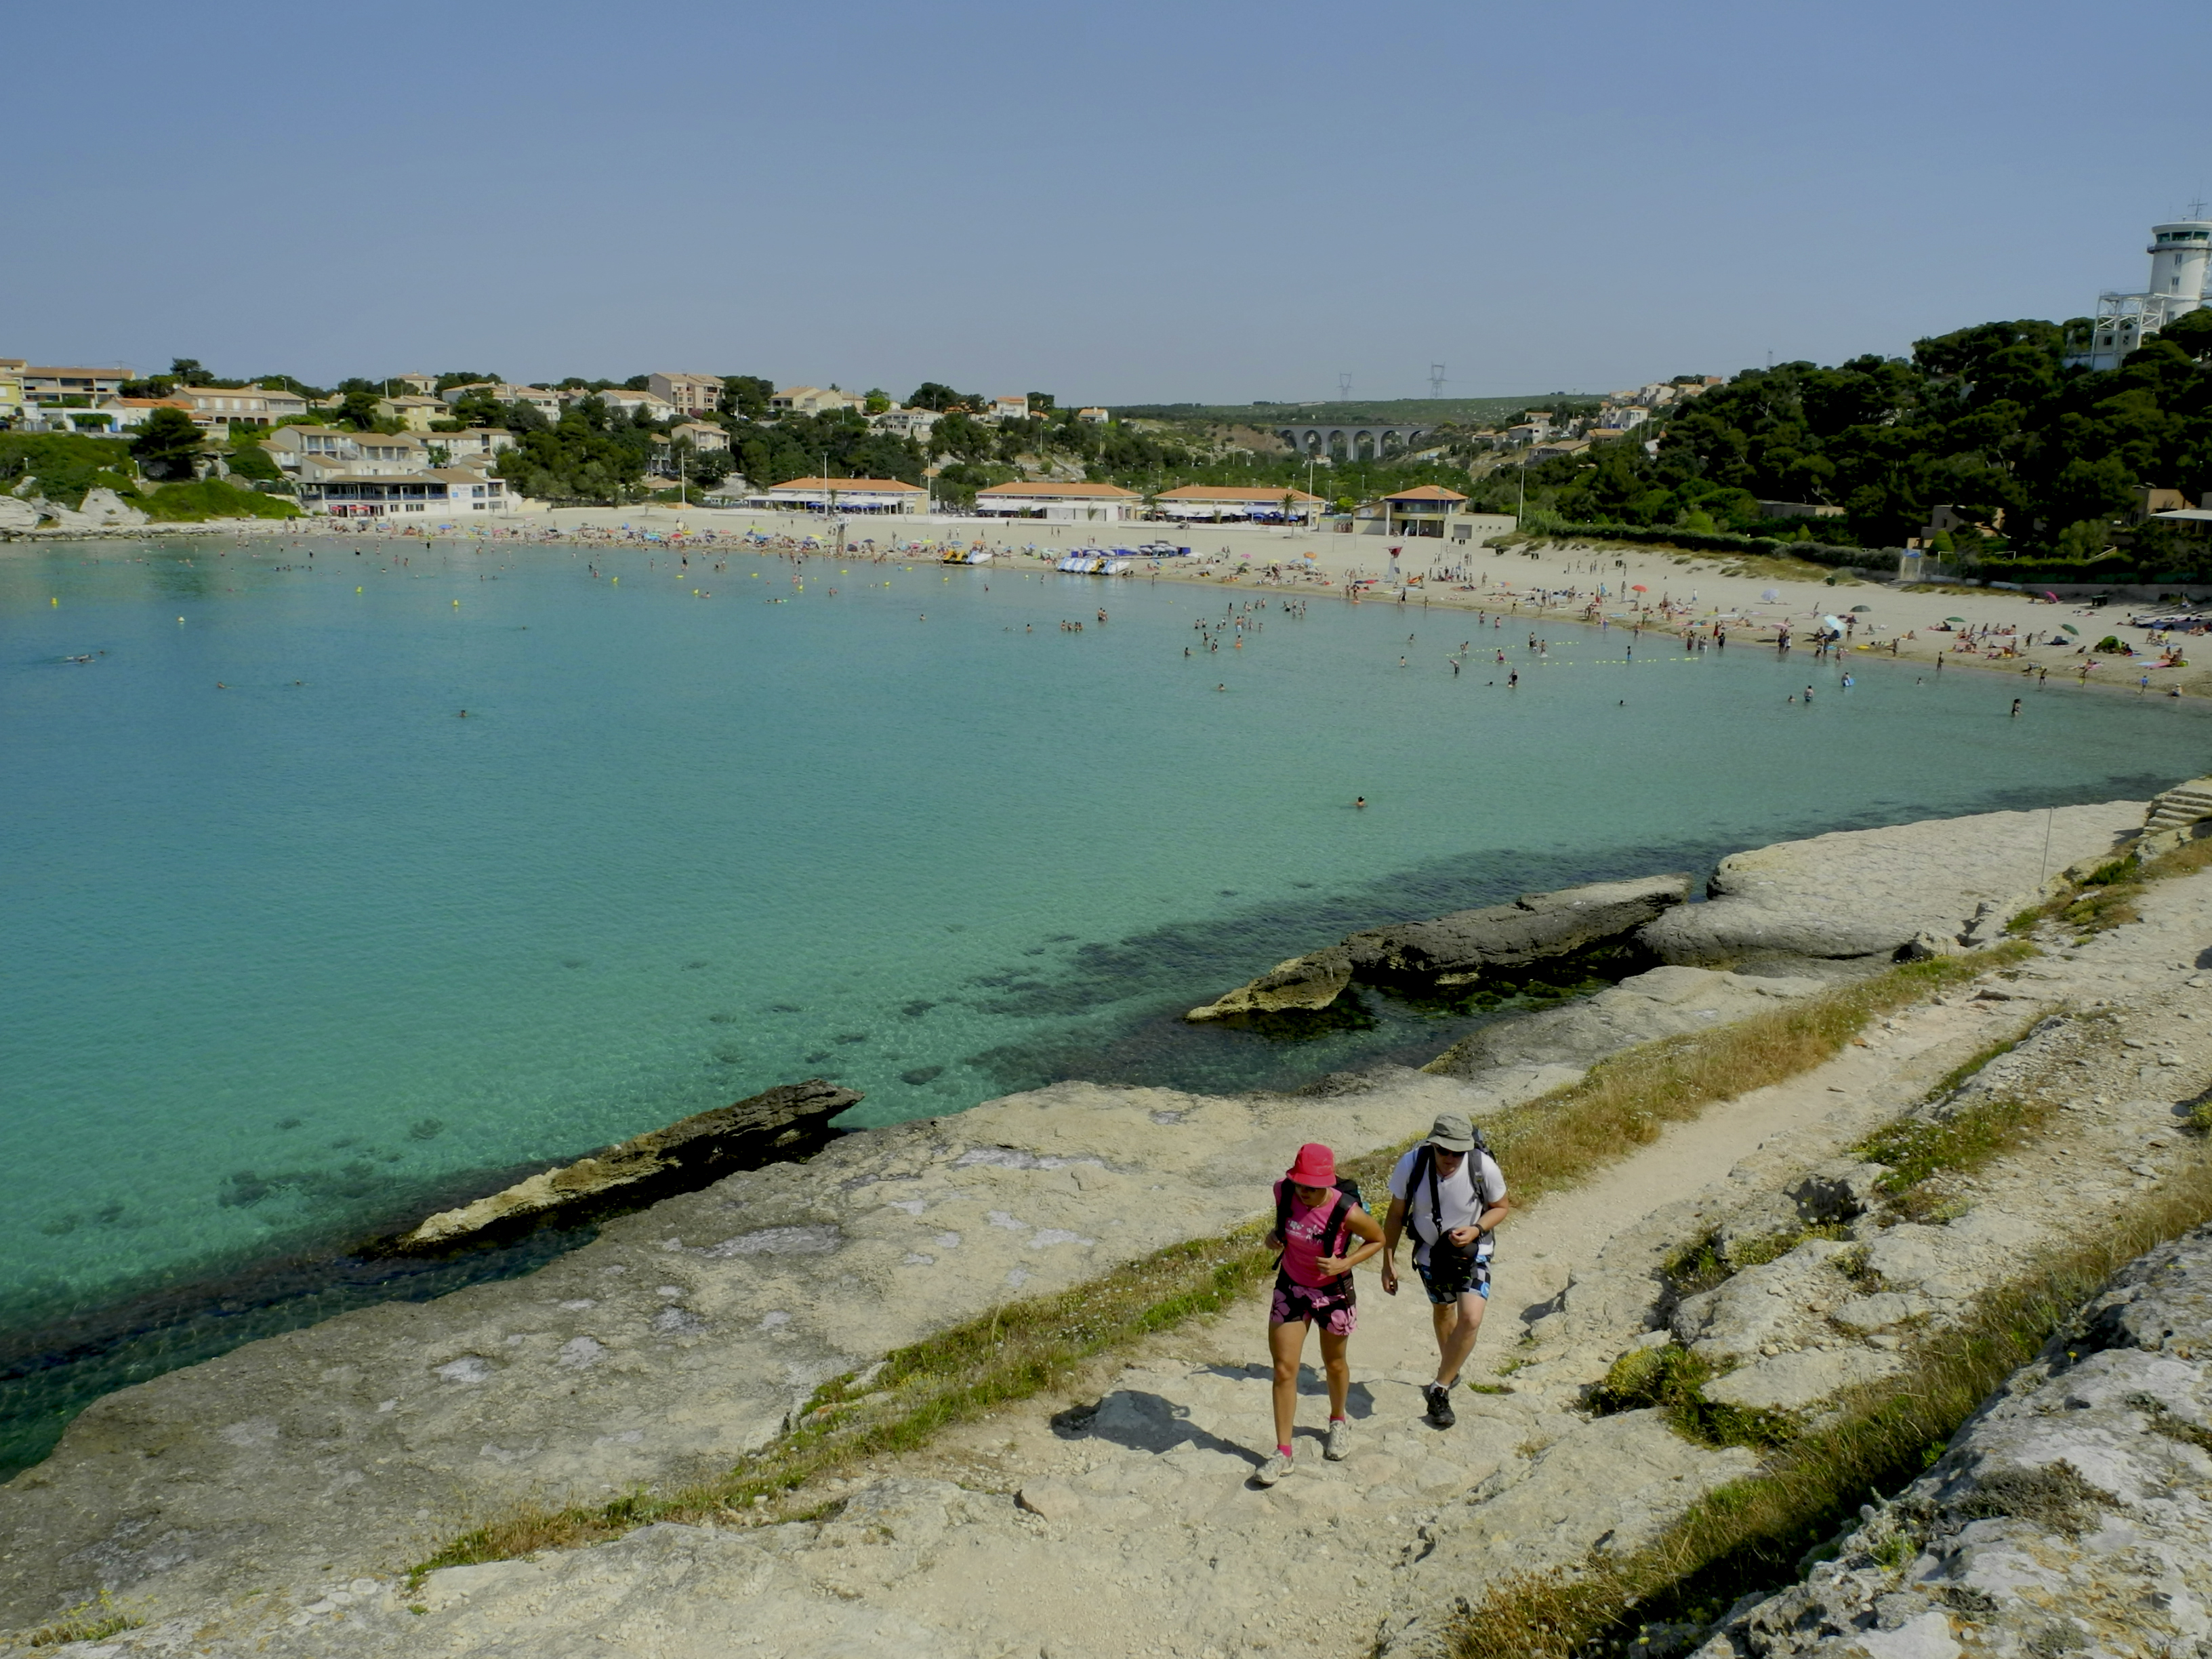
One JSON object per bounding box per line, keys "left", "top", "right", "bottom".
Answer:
{"left": 1849, "top": 605, "right": 1872, "bottom": 613}
{"left": 1944, "top": 615, "right": 1966, "bottom": 623}
{"left": 1632, "top": 583, "right": 1647, "bottom": 592}
{"left": 1760, "top": 587, "right": 1780, "bottom": 602}
{"left": 2062, "top": 623, "right": 2080, "bottom": 635}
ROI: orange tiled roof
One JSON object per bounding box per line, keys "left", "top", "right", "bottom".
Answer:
{"left": 1155, "top": 484, "right": 1324, "bottom": 504}
{"left": 975, "top": 480, "right": 1136, "bottom": 498}
{"left": 1382, "top": 485, "right": 1469, "bottom": 502}
{"left": 768, "top": 476, "right": 924, "bottom": 492}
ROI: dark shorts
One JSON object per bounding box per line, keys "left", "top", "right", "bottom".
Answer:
{"left": 1415, "top": 1248, "right": 1491, "bottom": 1306}
{"left": 1271, "top": 1272, "right": 1357, "bottom": 1335}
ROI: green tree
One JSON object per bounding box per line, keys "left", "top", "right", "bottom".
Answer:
{"left": 864, "top": 388, "right": 891, "bottom": 415}
{"left": 907, "top": 382, "right": 969, "bottom": 411}
{"left": 335, "top": 389, "right": 386, "bottom": 431}
{"left": 132, "top": 407, "right": 205, "bottom": 480}
{"left": 169, "top": 358, "right": 208, "bottom": 384}
{"left": 721, "top": 375, "right": 774, "bottom": 419}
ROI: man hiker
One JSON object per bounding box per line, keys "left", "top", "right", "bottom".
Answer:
{"left": 1255, "top": 1143, "right": 1386, "bottom": 1486}
{"left": 1380, "top": 1113, "right": 1509, "bottom": 1427}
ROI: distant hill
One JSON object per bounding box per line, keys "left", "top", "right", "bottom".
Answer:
{"left": 1109, "top": 396, "right": 1595, "bottom": 426}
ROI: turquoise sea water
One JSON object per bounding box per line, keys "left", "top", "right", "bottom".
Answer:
{"left": 3, "top": 534, "right": 2207, "bottom": 1462}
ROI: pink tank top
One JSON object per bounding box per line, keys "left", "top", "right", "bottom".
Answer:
{"left": 1274, "top": 1181, "right": 1346, "bottom": 1288}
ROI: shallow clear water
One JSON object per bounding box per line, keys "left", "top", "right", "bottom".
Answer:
{"left": 3, "top": 536, "right": 2203, "bottom": 1348}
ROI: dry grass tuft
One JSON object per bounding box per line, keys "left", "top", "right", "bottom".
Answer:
{"left": 1479, "top": 945, "right": 2029, "bottom": 1209}
{"left": 413, "top": 945, "right": 2029, "bottom": 1581}
{"left": 25, "top": 1589, "right": 144, "bottom": 1647}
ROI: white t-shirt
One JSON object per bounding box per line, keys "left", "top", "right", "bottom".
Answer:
{"left": 1388, "top": 1145, "right": 1507, "bottom": 1265}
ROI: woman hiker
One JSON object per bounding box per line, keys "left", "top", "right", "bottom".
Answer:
{"left": 1255, "top": 1143, "right": 1385, "bottom": 1487}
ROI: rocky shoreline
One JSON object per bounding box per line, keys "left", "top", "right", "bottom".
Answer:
{"left": 5, "top": 789, "right": 2209, "bottom": 1657}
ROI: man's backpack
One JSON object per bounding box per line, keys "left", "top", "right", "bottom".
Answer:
{"left": 1271, "top": 1176, "right": 1366, "bottom": 1267}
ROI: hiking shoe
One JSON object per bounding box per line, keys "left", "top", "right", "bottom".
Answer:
{"left": 1254, "top": 1450, "right": 1292, "bottom": 1487}
{"left": 1324, "top": 1420, "right": 1351, "bottom": 1461}
{"left": 1424, "top": 1383, "right": 1456, "bottom": 1429}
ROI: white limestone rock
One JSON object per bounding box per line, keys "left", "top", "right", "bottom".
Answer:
{"left": 1641, "top": 803, "right": 2146, "bottom": 966}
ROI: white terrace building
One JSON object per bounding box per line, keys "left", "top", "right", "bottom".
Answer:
{"left": 972, "top": 480, "right": 1138, "bottom": 521}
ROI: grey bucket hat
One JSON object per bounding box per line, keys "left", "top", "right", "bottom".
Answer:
{"left": 1427, "top": 1112, "right": 1475, "bottom": 1152}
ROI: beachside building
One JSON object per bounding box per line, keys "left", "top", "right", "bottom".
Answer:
{"left": 265, "top": 427, "right": 432, "bottom": 476}
{"left": 1376, "top": 484, "right": 1488, "bottom": 539}
{"left": 294, "top": 466, "right": 512, "bottom": 518}
{"left": 648, "top": 372, "right": 724, "bottom": 416}
{"left": 1152, "top": 483, "right": 1326, "bottom": 525}
{"left": 667, "top": 421, "right": 730, "bottom": 453}
{"left": 592, "top": 388, "right": 678, "bottom": 422}
{"left": 428, "top": 428, "right": 516, "bottom": 461}
{"left": 1528, "top": 437, "right": 1591, "bottom": 462}
{"left": 443, "top": 383, "right": 565, "bottom": 422}
{"left": 972, "top": 480, "right": 1139, "bottom": 521}
{"left": 1755, "top": 499, "right": 1845, "bottom": 520}
{"left": 108, "top": 396, "right": 197, "bottom": 431}
{"left": 376, "top": 394, "right": 450, "bottom": 431}
{"left": 760, "top": 476, "right": 925, "bottom": 514}
{"left": 0, "top": 359, "right": 26, "bottom": 424}
{"left": 22, "top": 365, "right": 133, "bottom": 406}
{"left": 167, "top": 383, "right": 311, "bottom": 430}
{"left": 870, "top": 405, "right": 942, "bottom": 441}
{"left": 769, "top": 386, "right": 866, "bottom": 416}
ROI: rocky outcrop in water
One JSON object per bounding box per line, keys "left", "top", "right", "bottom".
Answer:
{"left": 1183, "top": 946, "right": 1353, "bottom": 1021}
{"left": 1347, "top": 874, "right": 1690, "bottom": 985}
{"left": 367, "top": 1080, "right": 861, "bottom": 1255}
{"left": 1689, "top": 1223, "right": 2212, "bottom": 1659}
{"left": 1186, "top": 874, "right": 1689, "bottom": 1021}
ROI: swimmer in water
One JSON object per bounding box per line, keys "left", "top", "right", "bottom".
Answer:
{"left": 1355, "top": 796, "right": 1366, "bottom": 808}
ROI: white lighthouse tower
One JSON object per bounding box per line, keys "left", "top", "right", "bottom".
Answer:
{"left": 2068, "top": 213, "right": 2212, "bottom": 370}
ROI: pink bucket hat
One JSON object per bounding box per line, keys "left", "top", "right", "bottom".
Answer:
{"left": 1286, "top": 1143, "right": 1337, "bottom": 1186}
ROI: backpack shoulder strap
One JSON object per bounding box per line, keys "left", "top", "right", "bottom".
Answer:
{"left": 1271, "top": 1179, "right": 1292, "bottom": 1246}
{"left": 1321, "top": 1191, "right": 1354, "bottom": 1259}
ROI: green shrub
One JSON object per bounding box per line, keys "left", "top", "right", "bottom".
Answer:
{"left": 140, "top": 478, "right": 300, "bottom": 521}
{"left": 1592, "top": 1342, "right": 1799, "bottom": 1451}
{"left": 0, "top": 431, "right": 139, "bottom": 508}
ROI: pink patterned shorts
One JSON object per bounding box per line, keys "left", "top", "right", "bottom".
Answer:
{"left": 1270, "top": 1272, "right": 1357, "bottom": 1335}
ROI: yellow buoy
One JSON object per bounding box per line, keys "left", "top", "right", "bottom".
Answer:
{"left": 51, "top": 597, "right": 58, "bottom": 607}
{"left": 356, "top": 586, "right": 363, "bottom": 592}
{"left": 453, "top": 599, "right": 460, "bottom": 607}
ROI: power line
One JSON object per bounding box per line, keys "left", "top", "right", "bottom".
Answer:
{"left": 1428, "top": 362, "right": 1446, "bottom": 398}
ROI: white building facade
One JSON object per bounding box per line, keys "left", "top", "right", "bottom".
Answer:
{"left": 2068, "top": 218, "right": 2212, "bottom": 371}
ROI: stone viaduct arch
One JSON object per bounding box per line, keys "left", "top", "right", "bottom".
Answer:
{"left": 1275, "top": 422, "right": 1430, "bottom": 465}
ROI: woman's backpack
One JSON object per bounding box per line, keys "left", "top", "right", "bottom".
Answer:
{"left": 1271, "top": 1176, "right": 1366, "bottom": 1265}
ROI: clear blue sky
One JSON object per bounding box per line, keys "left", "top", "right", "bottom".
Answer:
{"left": 12, "top": 0, "right": 2211, "bottom": 403}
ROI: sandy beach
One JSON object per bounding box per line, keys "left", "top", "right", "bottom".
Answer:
{"left": 16, "top": 502, "right": 2207, "bottom": 697}
{"left": 535, "top": 504, "right": 2212, "bottom": 699}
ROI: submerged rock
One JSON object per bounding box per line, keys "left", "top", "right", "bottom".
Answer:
{"left": 1187, "top": 875, "right": 1689, "bottom": 1020}
{"left": 1184, "top": 946, "right": 1353, "bottom": 1021}
{"left": 367, "top": 1079, "right": 860, "bottom": 1255}
{"left": 1345, "top": 874, "right": 1690, "bottom": 986}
